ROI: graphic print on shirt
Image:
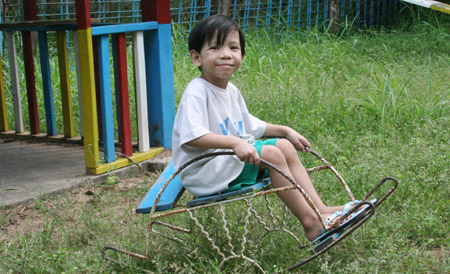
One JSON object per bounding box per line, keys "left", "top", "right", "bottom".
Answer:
{"left": 219, "top": 117, "right": 243, "bottom": 136}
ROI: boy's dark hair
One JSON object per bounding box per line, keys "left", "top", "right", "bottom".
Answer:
{"left": 188, "top": 15, "right": 245, "bottom": 56}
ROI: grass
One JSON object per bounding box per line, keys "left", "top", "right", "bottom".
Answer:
{"left": 1, "top": 10, "right": 450, "bottom": 273}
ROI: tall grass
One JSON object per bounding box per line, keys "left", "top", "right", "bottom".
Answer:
{"left": 1, "top": 10, "right": 450, "bottom": 273}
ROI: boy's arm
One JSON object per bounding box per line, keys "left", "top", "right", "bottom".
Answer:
{"left": 263, "top": 123, "right": 312, "bottom": 152}
{"left": 187, "top": 133, "right": 261, "bottom": 165}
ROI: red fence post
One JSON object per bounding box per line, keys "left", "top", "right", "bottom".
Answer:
{"left": 22, "top": 0, "right": 40, "bottom": 134}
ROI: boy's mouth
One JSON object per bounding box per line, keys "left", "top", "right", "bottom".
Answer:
{"left": 217, "top": 63, "right": 233, "bottom": 68}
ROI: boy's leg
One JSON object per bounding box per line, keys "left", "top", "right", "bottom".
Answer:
{"left": 260, "top": 144, "right": 329, "bottom": 241}
{"left": 273, "top": 139, "right": 344, "bottom": 214}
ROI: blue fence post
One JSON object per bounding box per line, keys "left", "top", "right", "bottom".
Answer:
{"left": 307, "top": 0, "right": 311, "bottom": 30}
{"left": 189, "top": 0, "right": 197, "bottom": 31}
{"left": 204, "top": 0, "right": 211, "bottom": 18}
{"left": 97, "top": 34, "right": 116, "bottom": 162}
{"left": 316, "top": 0, "right": 320, "bottom": 27}
{"left": 233, "top": 0, "right": 238, "bottom": 20}
{"left": 287, "top": 0, "right": 293, "bottom": 29}
{"left": 177, "top": 0, "right": 182, "bottom": 24}
{"left": 297, "top": 0, "right": 302, "bottom": 31}
{"left": 142, "top": 0, "right": 175, "bottom": 148}
{"left": 370, "top": 0, "right": 374, "bottom": 27}
{"left": 349, "top": 0, "right": 353, "bottom": 19}
{"left": 356, "top": 0, "right": 360, "bottom": 28}
{"left": 256, "top": 0, "right": 261, "bottom": 28}
{"left": 266, "top": 0, "right": 273, "bottom": 31}
{"left": 38, "top": 31, "right": 57, "bottom": 136}
{"left": 277, "top": 0, "right": 282, "bottom": 34}
{"left": 244, "top": 0, "right": 251, "bottom": 32}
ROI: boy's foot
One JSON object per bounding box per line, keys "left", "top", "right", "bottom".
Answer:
{"left": 323, "top": 198, "right": 377, "bottom": 215}
{"left": 342, "top": 198, "right": 377, "bottom": 213}
{"left": 305, "top": 211, "right": 346, "bottom": 241}
{"left": 312, "top": 202, "right": 374, "bottom": 245}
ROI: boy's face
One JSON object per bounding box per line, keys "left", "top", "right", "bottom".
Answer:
{"left": 190, "top": 29, "right": 244, "bottom": 89}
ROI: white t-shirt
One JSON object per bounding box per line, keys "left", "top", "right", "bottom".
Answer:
{"left": 172, "top": 78, "right": 267, "bottom": 196}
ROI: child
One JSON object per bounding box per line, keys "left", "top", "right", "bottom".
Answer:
{"left": 172, "top": 15, "right": 362, "bottom": 242}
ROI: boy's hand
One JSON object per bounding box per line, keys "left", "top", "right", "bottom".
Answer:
{"left": 286, "top": 128, "right": 311, "bottom": 152}
{"left": 232, "top": 139, "right": 260, "bottom": 165}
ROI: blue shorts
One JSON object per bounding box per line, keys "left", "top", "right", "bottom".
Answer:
{"left": 227, "top": 138, "right": 278, "bottom": 192}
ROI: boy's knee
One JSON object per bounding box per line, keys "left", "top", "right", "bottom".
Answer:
{"left": 260, "top": 145, "right": 286, "bottom": 166}
{"left": 276, "top": 139, "right": 297, "bottom": 157}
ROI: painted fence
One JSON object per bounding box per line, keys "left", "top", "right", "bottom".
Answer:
{"left": 0, "top": 0, "right": 174, "bottom": 175}
{"left": 1, "top": 0, "right": 402, "bottom": 34}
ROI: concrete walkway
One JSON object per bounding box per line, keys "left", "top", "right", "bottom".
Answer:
{"left": 0, "top": 139, "right": 169, "bottom": 208}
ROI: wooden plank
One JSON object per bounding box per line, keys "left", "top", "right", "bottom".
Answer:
{"left": 0, "top": 48, "right": 8, "bottom": 132}
{"left": 5, "top": 32, "right": 23, "bottom": 133}
{"left": 38, "top": 31, "right": 57, "bottom": 136}
{"left": 144, "top": 24, "right": 175, "bottom": 148}
{"left": 22, "top": 31, "right": 40, "bottom": 134}
{"left": 89, "top": 147, "right": 164, "bottom": 175}
{"left": 56, "top": 31, "right": 75, "bottom": 138}
{"left": 91, "top": 21, "right": 158, "bottom": 36}
{"left": 72, "top": 31, "right": 84, "bottom": 137}
{"left": 114, "top": 33, "right": 133, "bottom": 157}
{"left": 133, "top": 31, "right": 150, "bottom": 152}
{"left": 136, "top": 160, "right": 185, "bottom": 213}
{"left": 97, "top": 35, "right": 116, "bottom": 163}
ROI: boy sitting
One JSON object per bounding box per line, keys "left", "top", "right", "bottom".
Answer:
{"left": 172, "top": 15, "right": 363, "bottom": 243}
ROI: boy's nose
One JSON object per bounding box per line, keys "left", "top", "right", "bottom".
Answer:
{"left": 219, "top": 48, "right": 232, "bottom": 59}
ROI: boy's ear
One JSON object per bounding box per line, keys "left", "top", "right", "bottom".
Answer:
{"left": 190, "top": 50, "right": 202, "bottom": 68}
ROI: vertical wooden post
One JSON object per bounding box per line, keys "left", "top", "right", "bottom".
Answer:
{"left": 133, "top": 31, "right": 150, "bottom": 153}
{"left": 56, "top": 31, "right": 75, "bottom": 138}
{"left": 75, "top": 0, "right": 100, "bottom": 173}
{"left": 111, "top": 35, "right": 122, "bottom": 142}
{"left": 141, "top": 0, "right": 175, "bottom": 148}
{"left": 92, "top": 38, "right": 103, "bottom": 141}
{"left": 38, "top": 31, "right": 57, "bottom": 136}
{"left": 23, "top": 0, "right": 40, "bottom": 134}
{"left": 97, "top": 35, "right": 116, "bottom": 162}
{"left": 5, "top": 32, "right": 23, "bottom": 133}
{"left": 72, "top": 32, "right": 84, "bottom": 137}
{"left": 115, "top": 33, "right": 133, "bottom": 157}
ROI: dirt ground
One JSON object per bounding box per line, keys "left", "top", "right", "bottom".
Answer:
{"left": 0, "top": 165, "right": 161, "bottom": 243}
